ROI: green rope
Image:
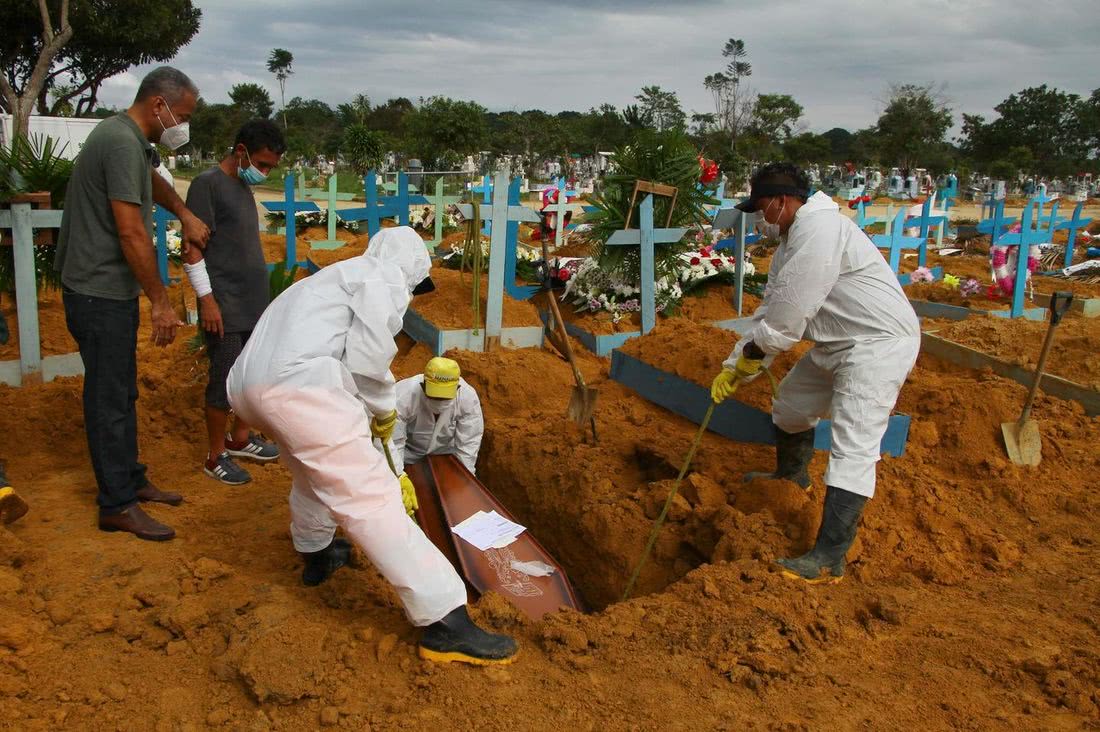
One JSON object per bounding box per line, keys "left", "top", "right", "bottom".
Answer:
{"left": 460, "top": 201, "right": 483, "bottom": 335}
{"left": 622, "top": 402, "right": 716, "bottom": 601}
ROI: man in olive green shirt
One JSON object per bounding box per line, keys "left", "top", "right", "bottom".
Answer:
{"left": 56, "top": 66, "right": 210, "bottom": 542}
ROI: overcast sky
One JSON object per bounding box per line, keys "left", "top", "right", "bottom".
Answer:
{"left": 97, "top": 0, "right": 1098, "bottom": 135}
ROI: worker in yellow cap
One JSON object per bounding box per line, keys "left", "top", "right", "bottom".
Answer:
{"left": 0, "top": 460, "right": 28, "bottom": 525}
{"left": 390, "top": 357, "right": 484, "bottom": 480}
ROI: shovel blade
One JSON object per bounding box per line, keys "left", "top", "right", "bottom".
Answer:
{"left": 567, "top": 387, "right": 599, "bottom": 424}
{"left": 1002, "top": 419, "right": 1041, "bottom": 466}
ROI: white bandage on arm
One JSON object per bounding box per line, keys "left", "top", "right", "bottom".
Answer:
{"left": 183, "top": 259, "right": 212, "bottom": 298}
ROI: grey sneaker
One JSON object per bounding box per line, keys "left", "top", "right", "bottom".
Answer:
{"left": 225, "top": 433, "right": 279, "bottom": 463}
{"left": 204, "top": 452, "right": 252, "bottom": 485}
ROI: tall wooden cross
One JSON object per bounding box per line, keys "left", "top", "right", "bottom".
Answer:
{"left": 977, "top": 200, "right": 1018, "bottom": 244}
{"left": 456, "top": 171, "right": 541, "bottom": 346}
{"left": 261, "top": 174, "right": 319, "bottom": 265}
{"left": 854, "top": 199, "right": 892, "bottom": 232}
{"left": 307, "top": 173, "right": 355, "bottom": 251}
{"left": 902, "top": 197, "right": 946, "bottom": 267}
{"left": 993, "top": 200, "right": 1055, "bottom": 317}
{"left": 873, "top": 209, "right": 926, "bottom": 273}
{"left": 339, "top": 171, "right": 430, "bottom": 239}
{"left": 605, "top": 194, "right": 689, "bottom": 334}
{"left": 471, "top": 175, "right": 493, "bottom": 236}
{"left": 425, "top": 177, "right": 463, "bottom": 251}
{"left": 542, "top": 178, "right": 579, "bottom": 250}
{"left": 713, "top": 206, "right": 761, "bottom": 316}
{"left": 1055, "top": 200, "right": 1093, "bottom": 268}
{"left": 152, "top": 205, "right": 178, "bottom": 285}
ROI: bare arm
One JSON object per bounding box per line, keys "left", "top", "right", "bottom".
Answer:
{"left": 152, "top": 171, "right": 210, "bottom": 254}
{"left": 111, "top": 199, "right": 180, "bottom": 346}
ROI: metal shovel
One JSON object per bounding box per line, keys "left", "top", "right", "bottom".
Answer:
{"left": 1002, "top": 291, "right": 1073, "bottom": 466}
{"left": 540, "top": 242, "right": 599, "bottom": 441}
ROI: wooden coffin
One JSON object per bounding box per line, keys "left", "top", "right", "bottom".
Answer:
{"left": 407, "top": 454, "right": 586, "bottom": 620}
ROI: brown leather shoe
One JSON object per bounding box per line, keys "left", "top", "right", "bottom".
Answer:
{"left": 98, "top": 505, "right": 176, "bottom": 541}
{"left": 136, "top": 483, "right": 183, "bottom": 506}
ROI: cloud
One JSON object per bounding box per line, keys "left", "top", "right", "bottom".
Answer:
{"left": 94, "top": 0, "right": 1100, "bottom": 133}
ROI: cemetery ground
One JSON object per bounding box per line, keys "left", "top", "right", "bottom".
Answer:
{"left": 1, "top": 229, "right": 1100, "bottom": 729}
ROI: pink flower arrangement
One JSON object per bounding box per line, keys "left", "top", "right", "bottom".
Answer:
{"left": 959, "top": 278, "right": 982, "bottom": 297}
{"left": 909, "top": 266, "right": 934, "bottom": 283}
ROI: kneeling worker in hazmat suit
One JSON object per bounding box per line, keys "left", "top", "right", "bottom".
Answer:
{"left": 711, "top": 163, "right": 920, "bottom": 584}
{"left": 227, "top": 227, "right": 517, "bottom": 665}
{"left": 390, "top": 357, "right": 484, "bottom": 475}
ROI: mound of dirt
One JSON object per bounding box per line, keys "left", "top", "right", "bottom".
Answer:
{"left": 925, "top": 314, "right": 1100, "bottom": 389}
{"left": 410, "top": 268, "right": 542, "bottom": 330}
{"left": 617, "top": 319, "right": 811, "bottom": 411}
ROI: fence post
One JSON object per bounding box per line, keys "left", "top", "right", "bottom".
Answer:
{"left": 10, "top": 202, "right": 42, "bottom": 385}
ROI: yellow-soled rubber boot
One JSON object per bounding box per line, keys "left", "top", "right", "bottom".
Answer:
{"left": 0, "top": 486, "right": 29, "bottom": 525}
{"left": 418, "top": 606, "right": 518, "bottom": 666}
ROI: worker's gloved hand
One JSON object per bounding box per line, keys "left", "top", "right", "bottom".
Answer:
{"left": 732, "top": 354, "right": 764, "bottom": 380}
{"left": 398, "top": 473, "right": 418, "bottom": 517}
{"left": 710, "top": 369, "right": 741, "bottom": 403}
{"left": 370, "top": 410, "right": 398, "bottom": 442}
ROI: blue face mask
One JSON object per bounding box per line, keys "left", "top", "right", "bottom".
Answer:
{"left": 237, "top": 150, "right": 267, "bottom": 185}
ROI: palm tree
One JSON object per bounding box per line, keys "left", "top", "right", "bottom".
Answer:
{"left": 266, "top": 48, "right": 294, "bottom": 129}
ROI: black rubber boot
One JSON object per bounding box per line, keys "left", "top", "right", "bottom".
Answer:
{"left": 744, "top": 427, "right": 815, "bottom": 489}
{"left": 300, "top": 538, "right": 352, "bottom": 587}
{"left": 776, "top": 485, "right": 868, "bottom": 584}
{"left": 418, "top": 606, "right": 518, "bottom": 666}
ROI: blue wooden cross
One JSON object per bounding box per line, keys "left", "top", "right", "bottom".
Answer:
{"left": 1055, "top": 200, "right": 1094, "bottom": 268}
{"left": 873, "top": 209, "right": 926, "bottom": 273}
{"left": 152, "top": 205, "right": 178, "bottom": 285}
{"left": 605, "top": 194, "right": 689, "bottom": 334}
{"left": 712, "top": 206, "right": 761, "bottom": 316}
{"left": 992, "top": 200, "right": 1053, "bottom": 318}
{"left": 902, "top": 197, "right": 946, "bottom": 267}
{"left": 854, "top": 198, "right": 891, "bottom": 232}
{"left": 425, "top": 177, "right": 463, "bottom": 251}
{"left": 456, "top": 171, "right": 542, "bottom": 343}
{"left": 308, "top": 173, "right": 352, "bottom": 251}
{"left": 542, "top": 178, "right": 579, "bottom": 250}
{"left": 977, "top": 200, "right": 1018, "bottom": 243}
{"left": 471, "top": 175, "right": 493, "bottom": 237}
{"left": 261, "top": 174, "right": 319, "bottom": 264}
{"left": 339, "top": 171, "right": 430, "bottom": 239}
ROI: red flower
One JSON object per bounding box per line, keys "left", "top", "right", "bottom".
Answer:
{"left": 557, "top": 269, "right": 571, "bottom": 281}
{"left": 711, "top": 258, "right": 722, "bottom": 266}
{"left": 698, "top": 156, "right": 720, "bottom": 185}
{"left": 726, "top": 257, "right": 736, "bottom": 264}
{"left": 690, "top": 257, "right": 701, "bottom": 265}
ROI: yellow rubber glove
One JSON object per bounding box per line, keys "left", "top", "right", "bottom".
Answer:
{"left": 711, "top": 355, "right": 765, "bottom": 403}
{"left": 370, "top": 409, "right": 398, "bottom": 442}
{"left": 711, "top": 369, "right": 740, "bottom": 403}
{"left": 732, "top": 354, "right": 764, "bottom": 379}
{"left": 398, "top": 473, "right": 418, "bottom": 517}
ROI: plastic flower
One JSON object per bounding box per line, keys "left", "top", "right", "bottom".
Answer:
{"left": 959, "top": 278, "right": 982, "bottom": 297}
{"left": 910, "top": 266, "right": 934, "bottom": 283}
{"left": 943, "top": 274, "right": 960, "bottom": 289}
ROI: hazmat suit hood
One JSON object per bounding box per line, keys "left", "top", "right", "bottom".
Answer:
{"left": 796, "top": 191, "right": 840, "bottom": 218}
{"left": 361, "top": 226, "right": 433, "bottom": 324}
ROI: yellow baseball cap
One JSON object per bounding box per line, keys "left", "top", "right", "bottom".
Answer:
{"left": 424, "top": 357, "right": 460, "bottom": 399}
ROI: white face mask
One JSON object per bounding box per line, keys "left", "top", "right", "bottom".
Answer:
{"left": 156, "top": 98, "right": 190, "bottom": 150}
{"left": 761, "top": 198, "right": 782, "bottom": 240}
{"left": 426, "top": 398, "right": 452, "bottom": 415}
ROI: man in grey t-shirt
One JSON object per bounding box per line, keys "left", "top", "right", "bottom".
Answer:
{"left": 182, "top": 120, "right": 286, "bottom": 485}
{"left": 56, "top": 66, "right": 210, "bottom": 542}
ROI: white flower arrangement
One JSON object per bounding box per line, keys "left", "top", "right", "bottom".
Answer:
{"left": 560, "top": 243, "right": 755, "bottom": 321}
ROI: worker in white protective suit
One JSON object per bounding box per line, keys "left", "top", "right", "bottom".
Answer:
{"left": 226, "top": 226, "right": 517, "bottom": 665}
{"left": 390, "top": 357, "right": 484, "bottom": 475}
{"left": 711, "top": 163, "right": 920, "bottom": 584}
